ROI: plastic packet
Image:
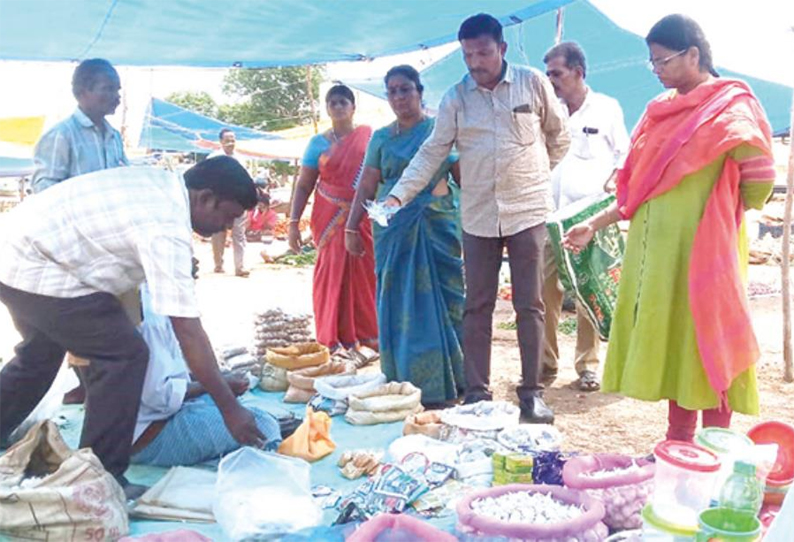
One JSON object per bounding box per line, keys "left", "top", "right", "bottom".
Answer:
{"left": 364, "top": 200, "right": 398, "bottom": 227}
{"left": 213, "top": 448, "right": 321, "bottom": 540}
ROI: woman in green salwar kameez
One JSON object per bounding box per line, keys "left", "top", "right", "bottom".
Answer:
{"left": 565, "top": 14, "right": 775, "bottom": 442}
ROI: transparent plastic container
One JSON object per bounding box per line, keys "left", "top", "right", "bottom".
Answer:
{"left": 652, "top": 440, "right": 720, "bottom": 528}
{"left": 718, "top": 461, "right": 763, "bottom": 515}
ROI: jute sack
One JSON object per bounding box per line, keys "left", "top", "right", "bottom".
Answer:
{"left": 283, "top": 361, "right": 350, "bottom": 403}
{"left": 266, "top": 342, "right": 330, "bottom": 370}
{"left": 0, "top": 421, "right": 129, "bottom": 541}
{"left": 345, "top": 382, "right": 423, "bottom": 425}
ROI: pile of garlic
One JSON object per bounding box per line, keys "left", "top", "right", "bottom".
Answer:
{"left": 252, "top": 309, "right": 312, "bottom": 356}
{"left": 580, "top": 460, "right": 644, "bottom": 480}
{"left": 471, "top": 491, "right": 582, "bottom": 524}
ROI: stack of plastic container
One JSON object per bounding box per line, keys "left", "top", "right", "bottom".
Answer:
{"left": 694, "top": 460, "right": 763, "bottom": 541}
{"left": 641, "top": 441, "right": 721, "bottom": 541}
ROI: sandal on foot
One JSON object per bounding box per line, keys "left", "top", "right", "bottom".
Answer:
{"left": 577, "top": 370, "right": 600, "bottom": 392}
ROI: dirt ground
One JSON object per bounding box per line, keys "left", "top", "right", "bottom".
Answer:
{"left": 1, "top": 237, "right": 792, "bottom": 456}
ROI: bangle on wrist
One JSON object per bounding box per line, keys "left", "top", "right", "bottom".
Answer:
{"left": 344, "top": 228, "right": 359, "bottom": 235}
{"left": 289, "top": 219, "right": 300, "bottom": 223}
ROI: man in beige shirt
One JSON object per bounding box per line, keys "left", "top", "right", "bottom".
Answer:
{"left": 386, "top": 14, "right": 570, "bottom": 423}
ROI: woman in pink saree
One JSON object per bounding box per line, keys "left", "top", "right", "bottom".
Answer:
{"left": 289, "top": 85, "right": 378, "bottom": 351}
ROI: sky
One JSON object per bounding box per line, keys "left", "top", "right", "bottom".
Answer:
{"left": 0, "top": 0, "right": 791, "bottom": 150}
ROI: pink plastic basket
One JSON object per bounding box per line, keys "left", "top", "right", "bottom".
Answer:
{"left": 456, "top": 484, "right": 608, "bottom": 541}
{"left": 563, "top": 454, "right": 655, "bottom": 530}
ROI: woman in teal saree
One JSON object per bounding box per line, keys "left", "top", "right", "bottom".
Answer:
{"left": 345, "top": 65, "right": 465, "bottom": 405}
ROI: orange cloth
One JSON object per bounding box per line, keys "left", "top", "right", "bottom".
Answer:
{"left": 277, "top": 407, "right": 335, "bottom": 462}
{"left": 616, "top": 78, "right": 773, "bottom": 399}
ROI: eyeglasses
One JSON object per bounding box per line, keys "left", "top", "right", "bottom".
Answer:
{"left": 647, "top": 49, "right": 686, "bottom": 71}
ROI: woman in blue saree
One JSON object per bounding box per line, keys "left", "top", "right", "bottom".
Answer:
{"left": 345, "top": 65, "right": 464, "bottom": 405}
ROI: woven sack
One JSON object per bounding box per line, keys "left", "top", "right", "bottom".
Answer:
{"left": 0, "top": 421, "right": 129, "bottom": 541}
{"left": 266, "top": 342, "right": 330, "bottom": 370}
{"left": 345, "top": 405, "right": 423, "bottom": 425}
{"left": 347, "top": 382, "right": 421, "bottom": 412}
{"left": 283, "top": 361, "right": 349, "bottom": 403}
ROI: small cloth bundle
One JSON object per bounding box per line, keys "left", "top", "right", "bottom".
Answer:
{"left": 266, "top": 342, "right": 329, "bottom": 370}
{"left": 283, "top": 361, "right": 350, "bottom": 403}
{"left": 259, "top": 363, "right": 289, "bottom": 392}
{"left": 345, "top": 382, "right": 423, "bottom": 425}
{"left": 277, "top": 407, "right": 335, "bottom": 462}
{"left": 403, "top": 411, "right": 444, "bottom": 439}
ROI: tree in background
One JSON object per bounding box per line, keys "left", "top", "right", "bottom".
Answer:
{"left": 164, "top": 66, "right": 323, "bottom": 132}
{"left": 220, "top": 66, "right": 323, "bottom": 131}
{"left": 164, "top": 90, "right": 219, "bottom": 118}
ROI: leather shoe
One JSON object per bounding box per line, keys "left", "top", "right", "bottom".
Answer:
{"left": 519, "top": 395, "right": 555, "bottom": 424}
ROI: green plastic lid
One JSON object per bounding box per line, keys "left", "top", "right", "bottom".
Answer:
{"left": 695, "top": 428, "right": 753, "bottom": 455}
{"left": 641, "top": 504, "right": 698, "bottom": 537}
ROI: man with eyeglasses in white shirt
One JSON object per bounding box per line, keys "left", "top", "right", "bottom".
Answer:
{"left": 542, "top": 42, "right": 629, "bottom": 392}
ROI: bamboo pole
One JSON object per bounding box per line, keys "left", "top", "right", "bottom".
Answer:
{"left": 783, "top": 92, "right": 794, "bottom": 383}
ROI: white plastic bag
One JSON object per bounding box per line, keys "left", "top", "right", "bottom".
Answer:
{"left": 213, "top": 448, "right": 321, "bottom": 540}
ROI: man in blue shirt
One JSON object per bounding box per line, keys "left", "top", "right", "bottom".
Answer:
{"left": 32, "top": 58, "right": 128, "bottom": 193}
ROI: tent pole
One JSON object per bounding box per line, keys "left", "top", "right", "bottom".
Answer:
{"left": 307, "top": 66, "right": 318, "bottom": 135}
{"left": 555, "top": 8, "right": 564, "bottom": 45}
{"left": 783, "top": 90, "right": 794, "bottom": 383}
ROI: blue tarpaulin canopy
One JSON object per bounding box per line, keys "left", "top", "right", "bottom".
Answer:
{"left": 347, "top": 0, "right": 793, "bottom": 136}
{"left": 0, "top": 156, "right": 34, "bottom": 177}
{"left": 139, "top": 98, "right": 282, "bottom": 153}
{"left": 0, "top": 0, "right": 571, "bottom": 67}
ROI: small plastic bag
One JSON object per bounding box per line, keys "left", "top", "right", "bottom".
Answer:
{"left": 364, "top": 200, "right": 399, "bottom": 227}
{"left": 213, "top": 448, "right": 321, "bottom": 540}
